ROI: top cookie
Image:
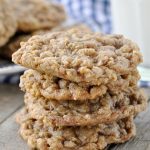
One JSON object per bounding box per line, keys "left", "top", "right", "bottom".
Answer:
{"left": 0, "top": 0, "right": 17, "bottom": 47}
{"left": 12, "top": 29, "right": 142, "bottom": 85}
{"left": 12, "top": 0, "right": 66, "bottom": 32}
{"left": 0, "top": 24, "right": 91, "bottom": 59}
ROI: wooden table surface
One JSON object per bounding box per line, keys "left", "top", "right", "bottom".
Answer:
{"left": 0, "top": 84, "right": 150, "bottom": 150}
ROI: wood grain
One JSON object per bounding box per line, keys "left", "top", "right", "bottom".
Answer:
{"left": 0, "top": 85, "right": 23, "bottom": 124}
{"left": 110, "top": 102, "right": 150, "bottom": 150}
{"left": 0, "top": 111, "right": 28, "bottom": 150}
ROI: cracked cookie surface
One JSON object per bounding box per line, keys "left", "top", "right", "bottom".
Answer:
{"left": 23, "top": 88, "right": 146, "bottom": 126}
{"left": 16, "top": 109, "right": 136, "bottom": 150}
{"left": 12, "top": 30, "right": 142, "bottom": 85}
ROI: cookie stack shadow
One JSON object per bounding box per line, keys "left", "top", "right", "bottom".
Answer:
{"left": 13, "top": 29, "right": 147, "bottom": 149}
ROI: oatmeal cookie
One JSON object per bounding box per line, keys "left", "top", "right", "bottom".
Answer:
{"left": 12, "top": 0, "right": 66, "bottom": 32}
{"left": 24, "top": 88, "right": 146, "bottom": 126}
{"left": 1, "top": 24, "right": 91, "bottom": 59}
{"left": 20, "top": 69, "right": 140, "bottom": 101}
{"left": 16, "top": 109, "right": 135, "bottom": 150}
{"left": 12, "top": 30, "right": 142, "bottom": 85}
{"left": 0, "top": 0, "right": 17, "bottom": 47}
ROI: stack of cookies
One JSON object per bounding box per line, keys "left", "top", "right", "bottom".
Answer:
{"left": 0, "top": 0, "right": 66, "bottom": 59}
{"left": 12, "top": 28, "right": 147, "bottom": 149}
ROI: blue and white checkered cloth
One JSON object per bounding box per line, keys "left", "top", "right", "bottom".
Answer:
{"left": 0, "top": 73, "right": 21, "bottom": 84}
{"left": 0, "top": 0, "right": 150, "bottom": 87}
{"left": 54, "top": 0, "right": 112, "bottom": 33}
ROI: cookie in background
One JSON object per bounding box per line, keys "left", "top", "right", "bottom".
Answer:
{"left": 0, "top": 0, "right": 17, "bottom": 47}
{"left": 0, "top": 0, "right": 66, "bottom": 60}
{"left": 10, "top": 0, "right": 66, "bottom": 32}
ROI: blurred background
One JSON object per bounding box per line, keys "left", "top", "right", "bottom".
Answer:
{"left": 0, "top": 0, "right": 150, "bottom": 86}
{"left": 53, "top": 0, "right": 112, "bottom": 33}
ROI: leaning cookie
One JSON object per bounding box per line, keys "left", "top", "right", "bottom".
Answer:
{"left": 24, "top": 88, "right": 146, "bottom": 126}
{"left": 12, "top": 30, "right": 142, "bottom": 86}
{"left": 0, "top": 34, "right": 31, "bottom": 59}
{"left": 12, "top": 0, "right": 66, "bottom": 32}
{"left": 16, "top": 108, "right": 136, "bottom": 150}
{"left": 20, "top": 69, "right": 140, "bottom": 101}
{"left": 0, "top": 0, "right": 17, "bottom": 47}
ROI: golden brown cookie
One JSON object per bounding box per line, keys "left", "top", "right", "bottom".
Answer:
{"left": 24, "top": 88, "right": 146, "bottom": 126}
{"left": 12, "top": 29, "right": 142, "bottom": 85}
{"left": 12, "top": 0, "right": 66, "bottom": 32}
{"left": 0, "top": 0, "right": 17, "bottom": 47}
{"left": 1, "top": 24, "right": 91, "bottom": 59}
{"left": 16, "top": 108, "right": 136, "bottom": 150}
{"left": 20, "top": 69, "right": 140, "bottom": 101}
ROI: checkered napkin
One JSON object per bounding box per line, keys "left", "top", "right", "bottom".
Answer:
{"left": 0, "top": 0, "right": 150, "bottom": 87}
{"left": 0, "top": 60, "right": 25, "bottom": 84}
{"left": 54, "top": 0, "right": 111, "bottom": 33}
